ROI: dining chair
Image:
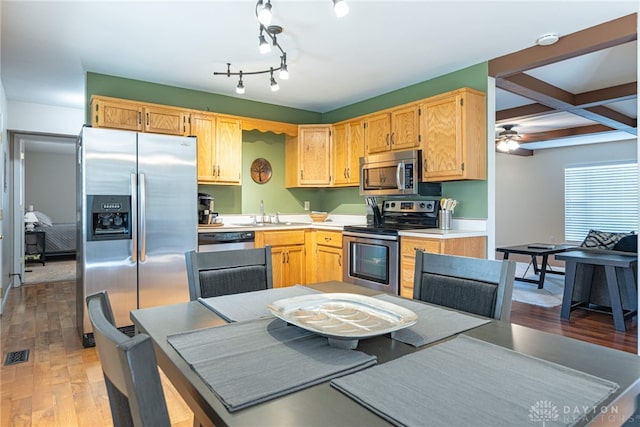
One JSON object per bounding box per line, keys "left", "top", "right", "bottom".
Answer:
{"left": 185, "top": 246, "right": 273, "bottom": 300}
{"left": 86, "top": 291, "right": 171, "bottom": 427}
{"left": 413, "top": 252, "right": 516, "bottom": 321}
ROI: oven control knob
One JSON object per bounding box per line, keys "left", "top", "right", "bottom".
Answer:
{"left": 419, "top": 202, "right": 426, "bottom": 209}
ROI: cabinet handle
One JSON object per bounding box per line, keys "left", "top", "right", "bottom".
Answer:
{"left": 138, "top": 112, "right": 142, "bottom": 125}
{"left": 286, "top": 252, "right": 290, "bottom": 263}
{"left": 146, "top": 113, "right": 150, "bottom": 126}
{"left": 324, "top": 237, "right": 331, "bottom": 242}
{"left": 386, "top": 134, "right": 390, "bottom": 145}
{"left": 391, "top": 132, "right": 395, "bottom": 145}
{"left": 300, "top": 170, "right": 304, "bottom": 180}
{"left": 344, "top": 168, "right": 347, "bottom": 179}
{"left": 283, "top": 253, "right": 286, "bottom": 264}
{"left": 338, "top": 255, "right": 342, "bottom": 267}
{"left": 346, "top": 167, "right": 350, "bottom": 179}
{"left": 423, "top": 159, "right": 427, "bottom": 172}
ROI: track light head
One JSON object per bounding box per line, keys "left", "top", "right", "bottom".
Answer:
{"left": 333, "top": 0, "right": 349, "bottom": 17}
{"left": 257, "top": 0, "right": 273, "bottom": 25}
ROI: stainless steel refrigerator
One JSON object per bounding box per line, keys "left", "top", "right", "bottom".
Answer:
{"left": 76, "top": 126, "right": 197, "bottom": 346}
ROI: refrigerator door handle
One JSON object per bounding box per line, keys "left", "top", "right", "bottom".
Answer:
{"left": 140, "top": 173, "right": 147, "bottom": 262}
{"left": 131, "top": 173, "right": 138, "bottom": 263}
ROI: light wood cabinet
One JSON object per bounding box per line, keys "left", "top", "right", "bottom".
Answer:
{"left": 143, "top": 105, "right": 189, "bottom": 136}
{"left": 419, "top": 88, "right": 486, "bottom": 181}
{"left": 332, "top": 119, "right": 364, "bottom": 186}
{"left": 312, "top": 230, "right": 343, "bottom": 282}
{"left": 364, "top": 104, "right": 419, "bottom": 155}
{"left": 399, "top": 235, "right": 486, "bottom": 298}
{"left": 256, "top": 230, "right": 306, "bottom": 288}
{"left": 215, "top": 116, "right": 243, "bottom": 184}
{"left": 191, "top": 113, "right": 242, "bottom": 185}
{"left": 91, "top": 97, "right": 143, "bottom": 131}
{"left": 91, "top": 96, "right": 189, "bottom": 135}
{"left": 285, "top": 125, "right": 332, "bottom": 187}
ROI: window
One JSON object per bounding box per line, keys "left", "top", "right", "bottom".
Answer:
{"left": 565, "top": 162, "right": 638, "bottom": 242}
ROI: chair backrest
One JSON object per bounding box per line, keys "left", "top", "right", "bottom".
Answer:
{"left": 185, "top": 246, "right": 273, "bottom": 300}
{"left": 86, "top": 291, "right": 170, "bottom": 427}
{"left": 413, "top": 252, "right": 516, "bottom": 322}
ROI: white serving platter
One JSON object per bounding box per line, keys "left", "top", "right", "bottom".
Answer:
{"left": 267, "top": 293, "right": 417, "bottom": 349}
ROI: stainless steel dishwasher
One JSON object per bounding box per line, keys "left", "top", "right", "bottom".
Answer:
{"left": 198, "top": 231, "right": 255, "bottom": 252}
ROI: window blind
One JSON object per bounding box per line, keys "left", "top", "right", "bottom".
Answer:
{"left": 564, "top": 162, "right": 638, "bottom": 242}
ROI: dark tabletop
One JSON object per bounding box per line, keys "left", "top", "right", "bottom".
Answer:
{"left": 496, "top": 243, "right": 576, "bottom": 255}
{"left": 556, "top": 249, "right": 638, "bottom": 267}
{"left": 131, "top": 281, "right": 640, "bottom": 427}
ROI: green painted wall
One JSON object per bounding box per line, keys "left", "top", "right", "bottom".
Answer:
{"left": 86, "top": 72, "right": 321, "bottom": 124}
{"left": 86, "top": 63, "right": 489, "bottom": 219}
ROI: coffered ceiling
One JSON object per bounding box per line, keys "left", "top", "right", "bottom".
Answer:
{"left": 492, "top": 14, "right": 637, "bottom": 154}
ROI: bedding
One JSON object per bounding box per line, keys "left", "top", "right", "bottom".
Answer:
{"left": 33, "top": 211, "right": 76, "bottom": 256}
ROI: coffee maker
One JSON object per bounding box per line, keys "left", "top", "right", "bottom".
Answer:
{"left": 198, "top": 193, "right": 214, "bottom": 224}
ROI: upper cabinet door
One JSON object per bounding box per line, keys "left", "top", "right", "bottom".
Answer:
{"left": 143, "top": 105, "right": 189, "bottom": 136}
{"left": 298, "top": 125, "right": 332, "bottom": 186}
{"left": 190, "top": 113, "right": 217, "bottom": 182}
{"left": 420, "top": 88, "right": 486, "bottom": 181}
{"left": 332, "top": 123, "right": 350, "bottom": 186}
{"left": 390, "top": 104, "right": 419, "bottom": 150}
{"left": 92, "top": 98, "right": 143, "bottom": 132}
{"left": 364, "top": 112, "right": 391, "bottom": 154}
{"left": 215, "top": 116, "right": 243, "bottom": 184}
{"left": 346, "top": 119, "right": 364, "bottom": 184}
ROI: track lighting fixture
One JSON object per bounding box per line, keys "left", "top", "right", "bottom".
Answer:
{"left": 236, "top": 71, "right": 245, "bottom": 94}
{"left": 214, "top": 0, "right": 348, "bottom": 94}
{"left": 257, "top": 0, "right": 272, "bottom": 25}
{"left": 333, "top": 0, "right": 349, "bottom": 18}
{"left": 270, "top": 68, "right": 280, "bottom": 91}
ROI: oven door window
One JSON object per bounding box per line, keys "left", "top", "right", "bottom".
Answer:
{"left": 348, "top": 241, "right": 389, "bottom": 284}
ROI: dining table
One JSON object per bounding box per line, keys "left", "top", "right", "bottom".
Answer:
{"left": 130, "top": 281, "right": 640, "bottom": 427}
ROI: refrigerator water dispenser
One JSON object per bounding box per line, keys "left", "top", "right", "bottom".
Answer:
{"left": 87, "top": 195, "right": 131, "bottom": 241}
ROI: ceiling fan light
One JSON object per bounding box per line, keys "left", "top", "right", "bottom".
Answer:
{"left": 258, "top": 1, "right": 273, "bottom": 25}
{"left": 496, "top": 140, "right": 510, "bottom": 152}
{"left": 507, "top": 139, "right": 520, "bottom": 151}
{"left": 333, "top": 0, "right": 349, "bottom": 18}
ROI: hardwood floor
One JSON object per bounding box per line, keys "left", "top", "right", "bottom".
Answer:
{"left": 1, "top": 279, "right": 637, "bottom": 426}
{"left": 1, "top": 280, "right": 193, "bottom": 427}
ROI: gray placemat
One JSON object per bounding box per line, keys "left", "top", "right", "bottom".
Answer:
{"left": 198, "top": 285, "right": 320, "bottom": 322}
{"left": 374, "top": 294, "right": 490, "bottom": 347}
{"left": 331, "top": 335, "right": 619, "bottom": 427}
{"left": 167, "top": 317, "right": 377, "bottom": 412}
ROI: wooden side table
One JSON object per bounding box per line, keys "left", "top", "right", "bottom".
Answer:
{"left": 556, "top": 249, "right": 637, "bottom": 332}
{"left": 25, "top": 230, "right": 46, "bottom": 266}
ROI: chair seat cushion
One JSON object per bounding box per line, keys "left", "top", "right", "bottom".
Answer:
{"left": 419, "top": 273, "right": 497, "bottom": 319}
{"left": 199, "top": 266, "right": 268, "bottom": 298}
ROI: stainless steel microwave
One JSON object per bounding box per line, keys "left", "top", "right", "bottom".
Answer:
{"left": 359, "top": 149, "right": 423, "bottom": 196}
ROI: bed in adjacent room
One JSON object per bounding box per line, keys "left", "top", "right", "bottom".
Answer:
{"left": 33, "top": 211, "right": 76, "bottom": 257}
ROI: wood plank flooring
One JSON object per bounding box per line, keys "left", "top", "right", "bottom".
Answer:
{"left": 1, "top": 279, "right": 637, "bottom": 426}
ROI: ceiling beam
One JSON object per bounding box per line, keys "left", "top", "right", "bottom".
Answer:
{"left": 497, "top": 74, "right": 637, "bottom": 135}
{"left": 517, "top": 124, "right": 614, "bottom": 143}
{"left": 496, "top": 103, "right": 555, "bottom": 123}
{"left": 489, "top": 13, "right": 637, "bottom": 78}
{"left": 574, "top": 82, "right": 637, "bottom": 108}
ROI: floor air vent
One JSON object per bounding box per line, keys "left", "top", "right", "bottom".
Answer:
{"left": 4, "top": 349, "right": 29, "bottom": 366}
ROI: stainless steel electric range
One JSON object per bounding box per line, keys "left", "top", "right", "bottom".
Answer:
{"left": 342, "top": 199, "right": 439, "bottom": 294}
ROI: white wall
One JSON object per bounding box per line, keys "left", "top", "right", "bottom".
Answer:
{"left": 7, "top": 100, "right": 84, "bottom": 135}
{"left": 495, "top": 139, "right": 637, "bottom": 251}
{"left": 25, "top": 150, "right": 76, "bottom": 223}
{"left": 0, "top": 81, "right": 10, "bottom": 309}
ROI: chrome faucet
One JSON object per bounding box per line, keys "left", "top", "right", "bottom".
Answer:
{"left": 259, "top": 200, "right": 265, "bottom": 223}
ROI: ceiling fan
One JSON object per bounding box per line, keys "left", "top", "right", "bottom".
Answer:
{"left": 495, "top": 124, "right": 521, "bottom": 152}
